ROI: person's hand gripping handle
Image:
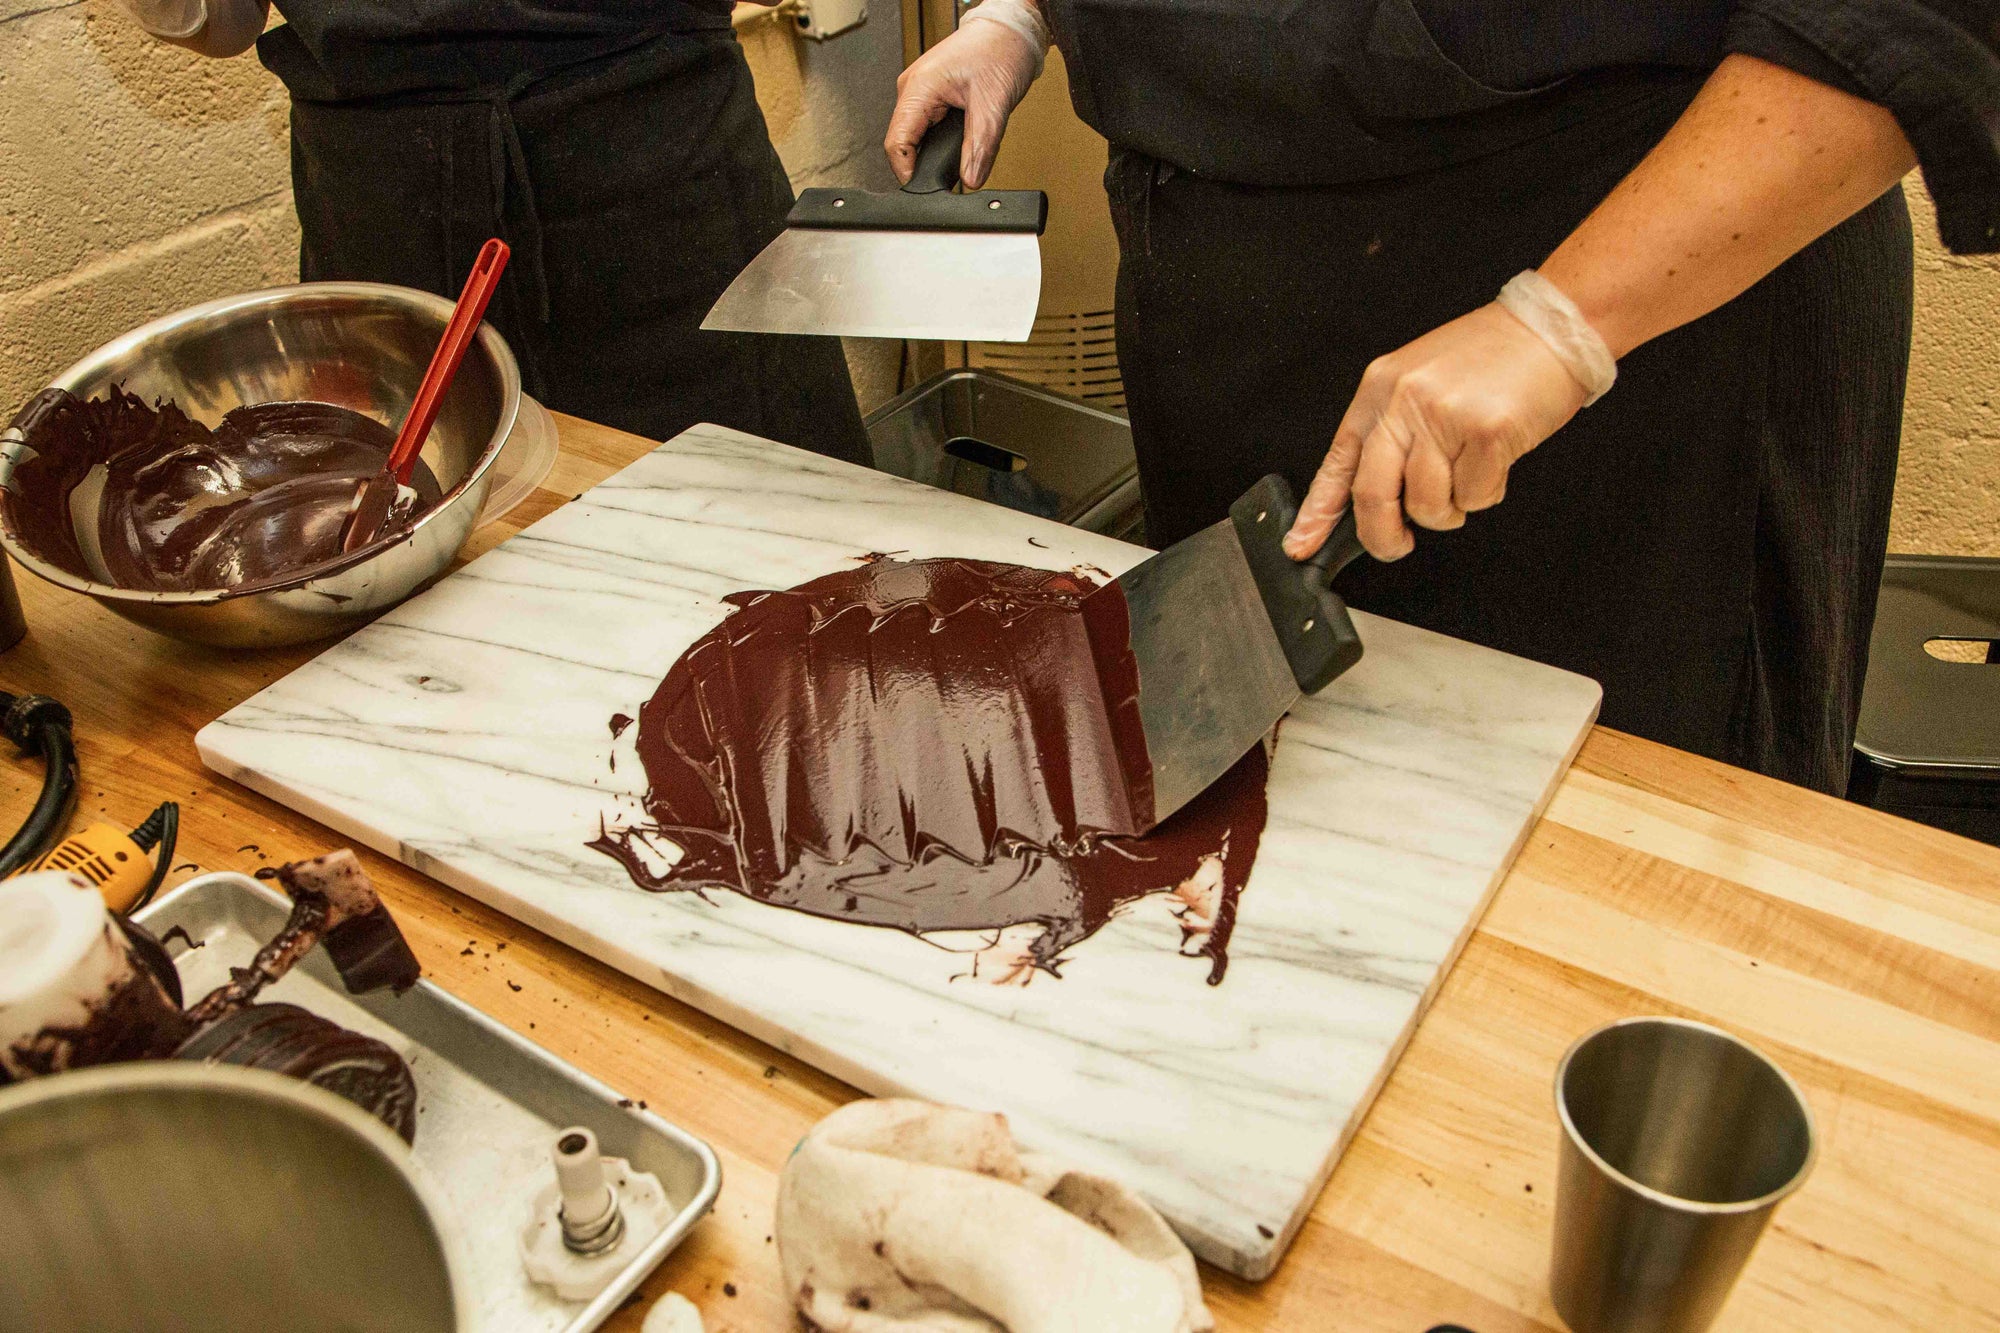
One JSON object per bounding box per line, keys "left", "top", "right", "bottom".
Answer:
{"left": 1231, "top": 475, "right": 1368, "bottom": 694}
{"left": 885, "top": 0, "right": 1050, "bottom": 190}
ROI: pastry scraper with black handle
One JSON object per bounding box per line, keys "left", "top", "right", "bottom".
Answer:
{"left": 702, "top": 108, "right": 1046, "bottom": 342}
{"left": 1086, "top": 473, "right": 1368, "bottom": 835}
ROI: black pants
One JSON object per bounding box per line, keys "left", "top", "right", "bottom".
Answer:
{"left": 286, "top": 31, "right": 872, "bottom": 465}
{"left": 1109, "top": 74, "right": 1914, "bottom": 795}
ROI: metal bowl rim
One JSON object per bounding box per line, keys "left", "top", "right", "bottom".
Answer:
{"left": 0, "top": 281, "right": 519, "bottom": 606}
{"left": 0, "top": 1061, "right": 470, "bottom": 1327}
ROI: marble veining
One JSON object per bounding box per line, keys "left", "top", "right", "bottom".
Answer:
{"left": 198, "top": 424, "right": 1600, "bottom": 1279}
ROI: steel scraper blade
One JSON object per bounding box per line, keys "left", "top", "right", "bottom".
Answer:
{"left": 701, "top": 226, "right": 1042, "bottom": 343}
{"left": 702, "top": 108, "right": 1046, "bottom": 344}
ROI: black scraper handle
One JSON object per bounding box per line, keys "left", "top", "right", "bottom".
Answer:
{"left": 789, "top": 105, "right": 1043, "bottom": 232}
{"left": 905, "top": 107, "right": 966, "bottom": 195}
{"left": 1230, "top": 474, "right": 1367, "bottom": 694}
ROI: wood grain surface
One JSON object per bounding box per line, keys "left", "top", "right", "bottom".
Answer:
{"left": 2, "top": 412, "right": 1992, "bottom": 1332}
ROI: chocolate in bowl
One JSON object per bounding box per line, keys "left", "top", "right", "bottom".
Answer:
{"left": 6, "top": 388, "right": 446, "bottom": 595}
{"left": 0, "top": 281, "right": 517, "bottom": 648}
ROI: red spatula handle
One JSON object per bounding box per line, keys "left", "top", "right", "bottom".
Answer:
{"left": 387, "top": 238, "right": 510, "bottom": 484}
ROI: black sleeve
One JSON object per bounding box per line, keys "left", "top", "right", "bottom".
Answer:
{"left": 1726, "top": 0, "right": 2000, "bottom": 254}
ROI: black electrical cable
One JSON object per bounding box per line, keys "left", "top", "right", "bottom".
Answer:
{"left": 0, "top": 691, "right": 77, "bottom": 877}
{"left": 124, "top": 801, "right": 179, "bottom": 914}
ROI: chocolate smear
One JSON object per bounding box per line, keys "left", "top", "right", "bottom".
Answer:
{"left": 266, "top": 850, "right": 422, "bottom": 996}
{"left": 174, "top": 851, "right": 420, "bottom": 1138}
{"left": 202, "top": 850, "right": 418, "bottom": 1022}
{"left": 3, "top": 387, "right": 442, "bottom": 593}
{"left": 175, "top": 1002, "right": 417, "bottom": 1142}
{"left": 5, "top": 938, "right": 191, "bottom": 1079}
{"left": 593, "top": 558, "right": 1269, "bottom": 983}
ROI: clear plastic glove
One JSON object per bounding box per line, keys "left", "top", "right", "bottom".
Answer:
{"left": 118, "top": 0, "right": 268, "bottom": 55}
{"left": 884, "top": 0, "right": 1048, "bottom": 190}
{"left": 1283, "top": 302, "right": 1591, "bottom": 562}
{"left": 120, "top": 0, "right": 206, "bottom": 39}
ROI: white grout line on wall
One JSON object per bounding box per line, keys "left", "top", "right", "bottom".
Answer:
{"left": 0, "top": 0, "right": 85, "bottom": 30}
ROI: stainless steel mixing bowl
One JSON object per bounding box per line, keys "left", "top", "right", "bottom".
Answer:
{"left": 0, "top": 1062, "right": 467, "bottom": 1332}
{"left": 0, "top": 282, "right": 520, "bottom": 648}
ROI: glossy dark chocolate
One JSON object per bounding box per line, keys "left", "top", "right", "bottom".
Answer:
{"left": 260, "top": 852, "right": 422, "bottom": 997}
{"left": 593, "top": 557, "right": 1269, "bottom": 982}
{"left": 4, "top": 387, "right": 440, "bottom": 592}
{"left": 175, "top": 1002, "right": 418, "bottom": 1142}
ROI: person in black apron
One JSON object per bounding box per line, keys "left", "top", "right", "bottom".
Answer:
{"left": 132, "top": 0, "right": 873, "bottom": 465}
{"left": 888, "top": 1, "right": 2000, "bottom": 796}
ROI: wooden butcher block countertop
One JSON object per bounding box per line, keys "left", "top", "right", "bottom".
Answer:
{"left": 1, "top": 410, "right": 1993, "bottom": 1332}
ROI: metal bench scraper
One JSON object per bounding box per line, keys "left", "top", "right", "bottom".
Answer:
{"left": 703, "top": 108, "right": 1046, "bottom": 343}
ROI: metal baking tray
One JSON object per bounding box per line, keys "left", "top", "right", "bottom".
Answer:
{"left": 134, "top": 872, "right": 722, "bottom": 1333}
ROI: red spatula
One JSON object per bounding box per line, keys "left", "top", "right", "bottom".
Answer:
{"left": 340, "top": 238, "right": 511, "bottom": 554}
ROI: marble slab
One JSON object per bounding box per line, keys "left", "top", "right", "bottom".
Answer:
{"left": 198, "top": 425, "right": 1600, "bottom": 1280}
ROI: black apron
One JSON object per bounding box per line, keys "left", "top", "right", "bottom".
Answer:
{"left": 267, "top": 24, "right": 872, "bottom": 465}
{"left": 1047, "top": 0, "right": 1915, "bottom": 795}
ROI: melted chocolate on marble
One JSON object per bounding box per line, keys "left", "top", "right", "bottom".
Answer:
{"left": 592, "top": 557, "right": 1269, "bottom": 983}
{"left": 4, "top": 387, "right": 441, "bottom": 592}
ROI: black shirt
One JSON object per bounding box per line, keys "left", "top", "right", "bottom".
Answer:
{"left": 1047, "top": 0, "right": 2000, "bottom": 254}
{"left": 258, "top": 0, "right": 736, "bottom": 102}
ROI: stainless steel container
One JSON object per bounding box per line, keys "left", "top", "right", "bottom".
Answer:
{"left": 865, "top": 369, "right": 1143, "bottom": 540}
{"left": 137, "top": 871, "right": 725, "bottom": 1333}
{"left": 0, "top": 282, "right": 519, "bottom": 648}
{"left": 1850, "top": 554, "right": 2000, "bottom": 844}
{"left": 0, "top": 1062, "right": 466, "bottom": 1332}
{"left": 1550, "top": 1016, "right": 1816, "bottom": 1333}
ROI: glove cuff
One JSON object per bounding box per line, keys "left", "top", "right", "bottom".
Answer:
{"left": 1496, "top": 270, "right": 1617, "bottom": 407}
{"left": 120, "top": 0, "right": 209, "bottom": 39}
{"left": 962, "top": 0, "right": 1051, "bottom": 76}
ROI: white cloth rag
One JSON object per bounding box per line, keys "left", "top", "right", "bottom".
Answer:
{"left": 777, "top": 1099, "right": 1213, "bottom": 1333}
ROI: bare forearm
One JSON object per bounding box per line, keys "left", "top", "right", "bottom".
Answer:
{"left": 1540, "top": 54, "right": 1916, "bottom": 360}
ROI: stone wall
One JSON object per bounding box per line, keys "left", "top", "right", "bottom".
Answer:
{"left": 0, "top": 1, "right": 905, "bottom": 414}
{"left": 1892, "top": 182, "right": 2000, "bottom": 556}
{"left": 0, "top": 1, "right": 295, "bottom": 412}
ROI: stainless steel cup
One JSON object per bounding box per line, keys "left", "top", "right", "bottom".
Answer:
{"left": 0, "top": 282, "right": 519, "bottom": 647}
{"left": 1550, "top": 1016, "right": 1816, "bottom": 1333}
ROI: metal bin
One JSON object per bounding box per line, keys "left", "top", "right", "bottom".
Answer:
{"left": 865, "top": 369, "right": 1143, "bottom": 541}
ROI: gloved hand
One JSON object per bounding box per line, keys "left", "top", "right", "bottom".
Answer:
{"left": 117, "top": 0, "right": 268, "bottom": 55}
{"left": 1282, "top": 298, "right": 1598, "bottom": 563}
{"left": 884, "top": 0, "right": 1049, "bottom": 190}
{"left": 120, "top": 0, "right": 206, "bottom": 39}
